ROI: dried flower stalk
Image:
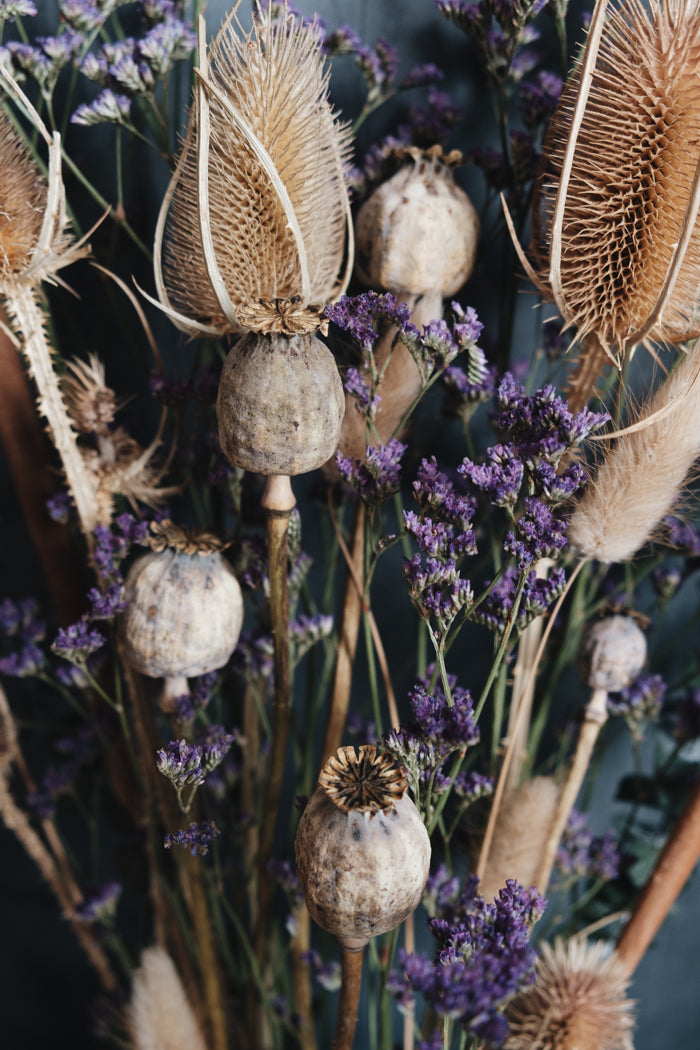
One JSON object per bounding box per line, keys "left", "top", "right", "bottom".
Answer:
{"left": 128, "top": 946, "right": 208, "bottom": 1050}
{"left": 518, "top": 0, "right": 700, "bottom": 368}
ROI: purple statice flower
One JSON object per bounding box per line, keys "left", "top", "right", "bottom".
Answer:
{"left": 72, "top": 87, "right": 132, "bottom": 126}
{"left": 0, "top": 643, "right": 45, "bottom": 677}
{"left": 60, "top": 1, "right": 109, "bottom": 32}
{"left": 504, "top": 496, "right": 568, "bottom": 569}
{"left": 6, "top": 41, "right": 51, "bottom": 83}
{"left": 607, "top": 672, "right": 666, "bottom": 735}
{"left": 435, "top": 0, "right": 482, "bottom": 35}
{"left": 665, "top": 514, "right": 700, "bottom": 557}
{"left": 652, "top": 564, "right": 683, "bottom": 601}
{"left": 460, "top": 442, "right": 524, "bottom": 508}
{"left": 422, "top": 863, "right": 461, "bottom": 917}
{"left": 344, "top": 366, "right": 382, "bottom": 420}
{"left": 322, "top": 23, "right": 363, "bottom": 56}
{"left": 336, "top": 439, "right": 407, "bottom": 504}
{"left": 74, "top": 881, "right": 121, "bottom": 923}
{"left": 0, "top": 1, "right": 38, "bottom": 20}
{"left": 518, "top": 70, "right": 563, "bottom": 133}
{"left": 453, "top": 769, "right": 493, "bottom": 802}
{"left": 46, "top": 490, "right": 74, "bottom": 524}
{"left": 51, "top": 620, "right": 106, "bottom": 665}
{"left": 326, "top": 291, "right": 413, "bottom": 352}
{"left": 473, "top": 563, "right": 567, "bottom": 635}
{"left": 389, "top": 878, "right": 545, "bottom": 1043}
{"left": 138, "top": 15, "right": 196, "bottom": 77}
{"left": 290, "top": 614, "right": 334, "bottom": 661}
{"left": 404, "top": 556, "right": 474, "bottom": 637}
{"left": 28, "top": 723, "right": 99, "bottom": 818}
{"left": 92, "top": 514, "right": 149, "bottom": 582}
{"left": 399, "top": 62, "right": 444, "bottom": 90}
{"left": 541, "top": 318, "right": 571, "bottom": 360}
{"left": 164, "top": 819, "right": 220, "bottom": 856}
{"left": 301, "top": 949, "right": 342, "bottom": 992}
{"left": 556, "top": 810, "right": 621, "bottom": 881}
{"left": 86, "top": 583, "right": 127, "bottom": 620}
{"left": 156, "top": 728, "right": 237, "bottom": 793}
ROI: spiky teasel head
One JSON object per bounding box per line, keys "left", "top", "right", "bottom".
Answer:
{"left": 155, "top": 2, "right": 353, "bottom": 338}
{"left": 504, "top": 938, "right": 635, "bottom": 1050}
{"left": 0, "top": 110, "right": 45, "bottom": 281}
{"left": 526, "top": 0, "right": 700, "bottom": 368}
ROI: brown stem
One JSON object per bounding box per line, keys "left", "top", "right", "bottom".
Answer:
{"left": 182, "top": 847, "right": 229, "bottom": 1050}
{"left": 616, "top": 775, "right": 700, "bottom": 975}
{"left": 291, "top": 904, "right": 318, "bottom": 1050}
{"left": 256, "top": 475, "right": 296, "bottom": 964}
{"left": 333, "top": 945, "right": 365, "bottom": 1050}
{"left": 533, "top": 687, "right": 608, "bottom": 893}
{"left": 0, "top": 317, "right": 87, "bottom": 626}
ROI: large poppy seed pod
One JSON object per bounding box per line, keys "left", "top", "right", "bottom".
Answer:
{"left": 295, "top": 745, "right": 431, "bottom": 951}
{"left": 217, "top": 329, "right": 344, "bottom": 476}
{"left": 577, "top": 614, "right": 647, "bottom": 692}
{"left": 355, "top": 147, "right": 479, "bottom": 297}
{"left": 121, "top": 521, "right": 243, "bottom": 682}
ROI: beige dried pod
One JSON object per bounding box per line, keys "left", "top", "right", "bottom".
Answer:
{"left": 120, "top": 521, "right": 243, "bottom": 710}
{"left": 217, "top": 328, "right": 344, "bottom": 476}
{"left": 355, "top": 147, "right": 479, "bottom": 300}
{"left": 521, "top": 0, "right": 700, "bottom": 369}
{"left": 577, "top": 614, "right": 647, "bottom": 692}
{"left": 504, "top": 938, "right": 635, "bottom": 1050}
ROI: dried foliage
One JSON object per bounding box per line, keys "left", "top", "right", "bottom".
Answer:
{"left": 529, "top": 0, "right": 700, "bottom": 366}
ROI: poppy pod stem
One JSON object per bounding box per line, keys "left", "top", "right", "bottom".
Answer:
{"left": 334, "top": 945, "right": 365, "bottom": 1050}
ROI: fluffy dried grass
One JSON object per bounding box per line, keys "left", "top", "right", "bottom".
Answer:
{"left": 128, "top": 946, "right": 208, "bottom": 1050}
{"left": 525, "top": 0, "right": 700, "bottom": 368}
{"left": 158, "top": 3, "right": 353, "bottom": 335}
{"left": 504, "top": 939, "right": 635, "bottom": 1050}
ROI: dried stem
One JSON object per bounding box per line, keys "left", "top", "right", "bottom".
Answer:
{"left": 616, "top": 774, "right": 700, "bottom": 976}
{"left": 291, "top": 904, "right": 318, "bottom": 1050}
{"left": 333, "top": 946, "right": 365, "bottom": 1050}
{"left": 533, "top": 687, "right": 608, "bottom": 893}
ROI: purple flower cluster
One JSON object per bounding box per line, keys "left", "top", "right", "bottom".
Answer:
{"left": 74, "top": 881, "right": 121, "bottom": 923}
{"left": 344, "top": 365, "right": 382, "bottom": 420}
{"left": 504, "top": 496, "right": 568, "bottom": 569}
{"left": 325, "top": 291, "right": 414, "bottom": 353}
{"left": 0, "top": 597, "right": 46, "bottom": 678}
{"left": 92, "top": 513, "right": 151, "bottom": 583}
{"left": 156, "top": 727, "right": 237, "bottom": 792}
{"left": 556, "top": 810, "right": 621, "bottom": 882}
{"left": 336, "top": 439, "right": 407, "bottom": 504}
{"left": 5, "top": 29, "right": 82, "bottom": 93}
{"left": 46, "top": 490, "right": 74, "bottom": 524}
{"left": 28, "top": 723, "right": 99, "bottom": 818}
{"left": 399, "top": 303, "right": 484, "bottom": 386}
{"left": 388, "top": 876, "right": 545, "bottom": 1044}
{"left": 51, "top": 620, "right": 106, "bottom": 665}
{"left": 0, "top": 1, "right": 37, "bottom": 21}
{"left": 607, "top": 672, "right": 666, "bottom": 735}
{"left": 473, "top": 564, "right": 567, "bottom": 635}
{"left": 174, "top": 671, "right": 219, "bottom": 722}
{"left": 164, "top": 819, "right": 220, "bottom": 856}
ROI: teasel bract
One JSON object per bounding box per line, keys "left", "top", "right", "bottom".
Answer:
{"left": 514, "top": 0, "right": 700, "bottom": 398}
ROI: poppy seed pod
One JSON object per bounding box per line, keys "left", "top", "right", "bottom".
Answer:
{"left": 577, "top": 615, "right": 647, "bottom": 692}
{"left": 295, "top": 745, "right": 431, "bottom": 951}
{"left": 120, "top": 521, "right": 243, "bottom": 683}
{"left": 355, "top": 147, "right": 479, "bottom": 298}
{"left": 217, "top": 329, "right": 344, "bottom": 476}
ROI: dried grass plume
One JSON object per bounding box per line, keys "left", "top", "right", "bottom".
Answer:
{"left": 525, "top": 0, "right": 700, "bottom": 366}
{"left": 156, "top": 2, "right": 353, "bottom": 336}
{"left": 128, "top": 946, "right": 208, "bottom": 1050}
{"left": 504, "top": 938, "right": 635, "bottom": 1050}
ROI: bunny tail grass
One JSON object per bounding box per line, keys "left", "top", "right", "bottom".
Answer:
{"left": 128, "top": 946, "right": 209, "bottom": 1050}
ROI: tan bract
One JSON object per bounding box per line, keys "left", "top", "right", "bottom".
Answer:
{"left": 504, "top": 938, "right": 635, "bottom": 1050}
{"left": 157, "top": 4, "right": 353, "bottom": 336}
{"left": 527, "top": 0, "right": 700, "bottom": 366}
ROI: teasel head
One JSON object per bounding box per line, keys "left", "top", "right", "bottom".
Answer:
{"left": 120, "top": 520, "right": 243, "bottom": 712}
{"left": 504, "top": 938, "right": 635, "bottom": 1050}
{"left": 518, "top": 0, "right": 700, "bottom": 370}
{"left": 154, "top": 2, "right": 353, "bottom": 339}
{"left": 295, "top": 745, "right": 431, "bottom": 950}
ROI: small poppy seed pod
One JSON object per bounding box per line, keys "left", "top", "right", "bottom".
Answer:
{"left": 120, "top": 522, "right": 243, "bottom": 684}
{"left": 577, "top": 615, "right": 647, "bottom": 692}
{"left": 217, "top": 330, "right": 344, "bottom": 476}
{"left": 295, "top": 745, "right": 431, "bottom": 951}
{"left": 355, "top": 147, "right": 479, "bottom": 297}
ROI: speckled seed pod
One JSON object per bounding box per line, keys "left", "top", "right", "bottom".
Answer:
{"left": 121, "top": 524, "right": 243, "bottom": 679}
{"left": 355, "top": 149, "right": 479, "bottom": 296}
{"left": 577, "top": 615, "right": 647, "bottom": 692}
{"left": 217, "top": 330, "right": 344, "bottom": 476}
{"left": 295, "top": 745, "right": 431, "bottom": 951}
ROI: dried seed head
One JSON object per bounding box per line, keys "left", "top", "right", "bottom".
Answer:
{"left": 121, "top": 535, "right": 243, "bottom": 679}
{"left": 295, "top": 745, "right": 431, "bottom": 950}
{"left": 216, "top": 330, "right": 344, "bottom": 476}
{"left": 148, "top": 519, "right": 228, "bottom": 556}
{"left": 530, "top": 0, "right": 700, "bottom": 365}
{"left": 0, "top": 110, "right": 45, "bottom": 279}
{"left": 577, "top": 614, "right": 647, "bottom": 691}
{"left": 355, "top": 147, "right": 479, "bottom": 297}
{"left": 504, "top": 938, "right": 635, "bottom": 1050}
{"left": 61, "top": 355, "right": 119, "bottom": 435}
{"left": 128, "top": 946, "right": 207, "bottom": 1050}
{"left": 158, "top": 6, "right": 352, "bottom": 336}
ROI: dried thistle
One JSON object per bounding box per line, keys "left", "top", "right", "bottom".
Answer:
{"left": 521, "top": 0, "right": 700, "bottom": 368}
{"left": 504, "top": 938, "right": 635, "bottom": 1050}
{"left": 155, "top": 3, "right": 353, "bottom": 337}
{"left": 128, "top": 946, "right": 208, "bottom": 1050}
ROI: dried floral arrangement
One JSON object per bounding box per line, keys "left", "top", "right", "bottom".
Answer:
{"left": 2, "top": 0, "right": 700, "bottom": 1048}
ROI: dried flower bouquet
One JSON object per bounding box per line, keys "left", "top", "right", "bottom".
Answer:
{"left": 2, "top": 1, "right": 700, "bottom": 1049}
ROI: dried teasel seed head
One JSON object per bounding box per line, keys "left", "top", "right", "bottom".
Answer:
{"left": 157, "top": 5, "right": 353, "bottom": 336}
{"left": 504, "top": 938, "right": 635, "bottom": 1050}
{"left": 61, "top": 354, "right": 119, "bottom": 435}
{"left": 295, "top": 745, "right": 431, "bottom": 950}
{"left": 0, "top": 110, "right": 46, "bottom": 280}
{"left": 355, "top": 146, "right": 479, "bottom": 297}
{"left": 120, "top": 527, "right": 243, "bottom": 679}
{"left": 577, "top": 614, "right": 647, "bottom": 692}
{"left": 216, "top": 330, "right": 344, "bottom": 476}
{"left": 528, "top": 0, "right": 700, "bottom": 366}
